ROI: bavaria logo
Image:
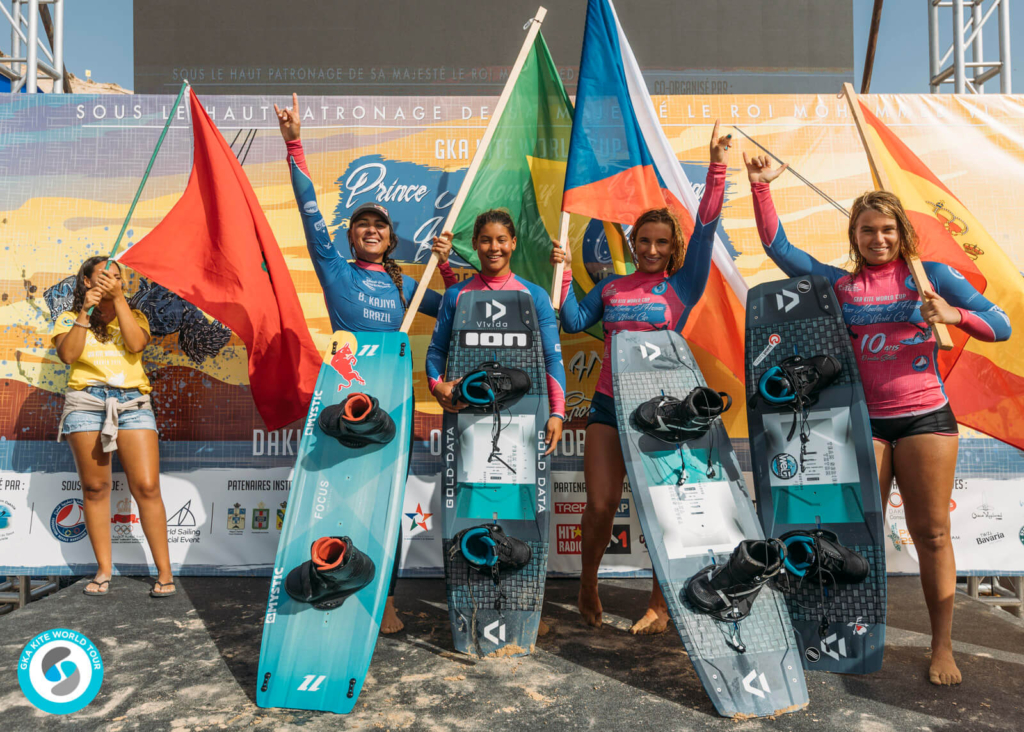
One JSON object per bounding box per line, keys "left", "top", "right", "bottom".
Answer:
{"left": 50, "top": 499, "right": 87, "bottom": 543}
{"left": 303, "top": 200, "right": 319, "bottom": 215}
{"left": 912, "top": 355, "right": 930, "bottom": 372}
{"left": 18, "top": 629, "right": 104, "bottom": 715}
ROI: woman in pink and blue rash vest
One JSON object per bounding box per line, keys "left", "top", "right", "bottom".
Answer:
{"left": 276, "top": 93, "right": 459, "bottom": 636}
{"left": 427, "top": 209, "right": 567, "bottom": 453}
{"left": 550, "top": 123, "right": 732, "bottom": 636}
{"left": 745, "top": 153, "right": 1011, "bottom": 686}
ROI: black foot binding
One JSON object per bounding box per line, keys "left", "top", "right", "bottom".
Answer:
{"left": 685, "top": 539, "right": 785, "bottom": 622}
{"left": 318, "top": 393, "right": 396, "bottom": 448}
{"left": 781, "top": 529, "right": 869, "bottom": 584}
{"left": 454, "top": 362, "right": 531, "bottom": 411}
{"left": 633, "top": 386, "right": 732, "bottom": 443}
{"left": 758, "top": 354, "right": 842, "bottom": 407}
{"left": 286, "top": 536, "right": 376, "bottom": 610}
{"left": 450, "top": 523, "right": 532, "bottom": 577}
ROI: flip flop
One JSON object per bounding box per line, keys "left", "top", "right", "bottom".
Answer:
{"left": 150, "top": 580, "right": 177, "bottom": 598}
{"left": 83, "top": 579, "right": 110, "bottom": 597}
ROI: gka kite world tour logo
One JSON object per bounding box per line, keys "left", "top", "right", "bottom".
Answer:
{"left": 18, "top": 629, "right": 103, "bottom": 715}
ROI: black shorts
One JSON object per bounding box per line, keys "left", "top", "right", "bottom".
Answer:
{"left": 586, "top": 391, "right": 617, "bottom": 429}
{"left": 870, "top": 402, "right": 959, "bottom": 445}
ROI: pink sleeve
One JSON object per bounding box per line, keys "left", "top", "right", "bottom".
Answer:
{"left": 750, "top": 181, "right": 781, "bottom": 247}
{"left": 286, "top": 139, "right": 310, "bottom": 176}
{"left": 427, "top": 376, "right": 440, "bottom": 392}
{"left": 696, "top": 162, "right": 727, "bottom": 224}
{"left": 954, "top": 308, "right": 998, "bottom": 341}
{"left": 546, "top": 375, "right": 566, "bottom": 420}
{"left": 557, "top": 265, "right": 573, "bottom": 307}
{"left": 438, "top": 261, "right": 459, "bottom": 289}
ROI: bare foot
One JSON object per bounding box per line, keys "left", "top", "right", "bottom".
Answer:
{"left": 928, "top": 647, "right": 962, "bottom": 685}
{"left": 380, "top": 596, "right": 405, "bottom": 635}
{"left": 630, "top": 607, "right": 670, "bottom": 635}
{"left": 537, "top": 619, "right": 550, "bottom": 637}
{"left": 578, "top": 584, "right": 603, "bottom": 628}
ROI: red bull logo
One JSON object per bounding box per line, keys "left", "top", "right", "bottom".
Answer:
{"left": 330, "top": 343, "right": 366, "bottom": 390}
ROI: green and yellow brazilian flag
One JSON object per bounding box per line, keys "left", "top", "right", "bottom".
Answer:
{"left": 449, "top": 32, "right": 631, "bottom": 329}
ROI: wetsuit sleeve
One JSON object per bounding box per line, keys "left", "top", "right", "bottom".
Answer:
{"left": 751, "top": 182, "right": 846, "bottom": 285}
{"left": 556, "top": 265, "right": 574, "bottom": 307}
{"left": 402, "top": 274, "right": 445, "bottom": 318}
{"left": 425, "top": 288, "right": 458, "bottom": 391}
{"left": 559, "top": 276, "right": 612, "bottom": 333}
{"left": 925, "top": 262, "right": 1012, "bottom": 342}
{"left": 668, "top": 162, "right": 726, "bottom": 305}
{"left": 527, "top": 281, "right": 567, "bottom": 420}
{"left": 438, "top": 261, "right": 460, "bottom": 289}
{"left": 287, "top": 139, "right": 351, "bottom": 294}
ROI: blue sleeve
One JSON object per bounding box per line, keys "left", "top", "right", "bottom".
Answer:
{"left": 426, "top": 287, "right": 459, "bottom": 387}
{"left": 668, "top": 162, "right": 723, "bottom": 305}
{"left": 559, "top": 276, "right": 613, "bottom": 334}
{"left": 751, "top": 182, "right": 846, "bottom": 286}
{"left": 925, "top": 262, "right": 1012, "bottom": 342}
{"left": 526, "top": 281, "right": 568, "bottom": 419}
{"left": 289, "top": 155, "right": 352, "bottom": 295}
{"left": 404, "top": 274, "right": 443, "bottom": 318}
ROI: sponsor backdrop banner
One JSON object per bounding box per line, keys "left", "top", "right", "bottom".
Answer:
{"left": 1, "top": 93, "right": 1022, "bottom": 576}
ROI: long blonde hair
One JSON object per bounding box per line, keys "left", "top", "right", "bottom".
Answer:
{"left": 847, "top": 190, "right": 919, "bottom": 277}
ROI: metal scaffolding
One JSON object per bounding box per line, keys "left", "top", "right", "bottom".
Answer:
{"left": 929, "top": 0, "right": 1012, "bottom": 93}
{"left": 1, "top": 0, "right": 65, "bottom": 93}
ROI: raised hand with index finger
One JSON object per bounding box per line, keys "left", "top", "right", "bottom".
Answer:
{"left": 274, "top": 93, "right": 302, "bottom": 142}
{"left": 709, "top": 119, "right": 732, "bottom": 164}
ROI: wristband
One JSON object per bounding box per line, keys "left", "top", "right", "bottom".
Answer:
{"left": 72, "top": 320, "right": 89, "bottom": 329}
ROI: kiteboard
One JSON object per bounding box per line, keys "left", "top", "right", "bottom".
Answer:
{"left": 441, "top": 290, "right": 550, "bottom": 657}
{"left": 746, "top": 274, "right": 886, "bottom": 674}
{"left": 612, "top": 329, "right": 808, "bottom": 718}
{"left": 257, "top": 331, "right": 412, "bottom": 713}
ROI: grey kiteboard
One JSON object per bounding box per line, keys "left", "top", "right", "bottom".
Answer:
{"left": 746, "top": 274, "right": 886, "bottom": 674}
{"left": 441, "top": 290, "right": 550, "bottom": 657}
{"left": 612, "top": 329, "right": 808, "bottom": 718}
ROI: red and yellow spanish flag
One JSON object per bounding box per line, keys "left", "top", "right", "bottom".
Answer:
{"left": 857, "top": 101, "right": 1024, "bottom": 449}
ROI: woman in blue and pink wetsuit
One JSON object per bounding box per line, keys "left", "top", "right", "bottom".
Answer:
{"left": 427, "top": 209, "right": 567, "bottom": 456}
{"left": 550, "top": 123, "right": 733, "bottom": 635}
{"left": 745, "top": 153, "right": 1011, "bottom": 686}
{"left": 276, "top": 94, "right": 459, "bottom": 635}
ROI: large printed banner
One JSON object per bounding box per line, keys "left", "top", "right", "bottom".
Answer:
{"left": 0, "top": 93, "right": 1022, "bottom": 577}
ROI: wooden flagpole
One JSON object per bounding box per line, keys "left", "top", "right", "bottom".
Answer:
{"left": 399, "top": 7, "right": 548, "bottom": 333}
{"left": 843, "top": 82, "right": 953, "bottom": 350}
{"left": 549, "top": 211, "right": 570, "bottom": 308}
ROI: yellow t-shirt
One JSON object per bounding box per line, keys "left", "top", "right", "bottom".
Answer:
{"left": 51, "top": 310, "right": 153, "bottom": 394}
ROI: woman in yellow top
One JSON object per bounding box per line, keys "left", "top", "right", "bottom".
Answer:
{"left": 51, "top": 256, "right": 174, "bottom": 598}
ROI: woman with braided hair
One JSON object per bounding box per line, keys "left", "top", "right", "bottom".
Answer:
{"left": 276, "top": 94, "right": 458, "bottom": 333}
{"left": 276, "top": 94, "right": 459, "bottom": 634}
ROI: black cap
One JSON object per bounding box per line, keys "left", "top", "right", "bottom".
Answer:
{"left": 349, "top": 202, "right": 394, "bottom": 229}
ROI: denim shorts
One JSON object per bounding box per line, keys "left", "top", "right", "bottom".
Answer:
{"left": 61, "top": 386, "right": 158, "bottom": 436}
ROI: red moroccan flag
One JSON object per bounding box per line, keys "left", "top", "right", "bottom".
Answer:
{"left": 120, "top": 88, "right": 320, "bottom": 431}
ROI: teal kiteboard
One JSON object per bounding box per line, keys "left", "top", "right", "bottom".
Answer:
{"left": 257, "top": 331, "right": 412, "bottom": 713}
{"left": 612, "top": 329, "right": 808, "bottom": 718}
{"left": 746, "top": 275, "right": 886, "bottom": 674}
{"left": 442, "top": 290, "right": 549, "bottom": 657}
